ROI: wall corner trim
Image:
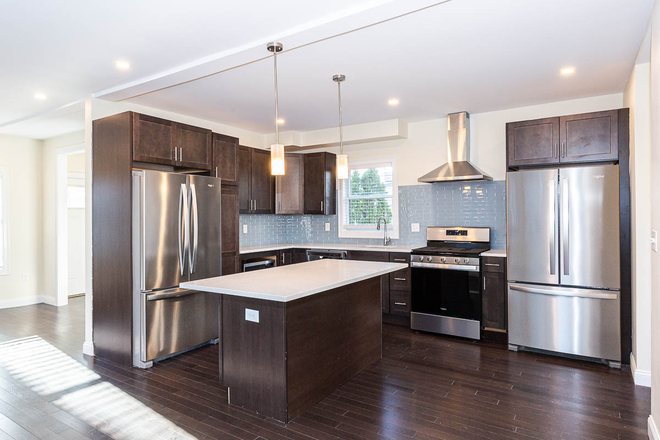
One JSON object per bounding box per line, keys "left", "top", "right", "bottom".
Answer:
{"left": 631, "top": 353, "right": 652, "bottom": 387}
{"left": 649, "top": 416, "right": 659, "bottom": 440}
{"left": 82, "top": 341, "right": 95, "bottom": 357}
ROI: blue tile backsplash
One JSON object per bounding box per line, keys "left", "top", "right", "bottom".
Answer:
{"left": 239, "top": 181, "right": 506, "bottom": 249}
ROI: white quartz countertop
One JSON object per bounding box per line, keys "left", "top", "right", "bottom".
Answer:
{"left": 180, "top": 259, "right": 407, "bottom": 302}
{"left": 239, "top": 243, "right": 420, "bottom": 254}
{"left": 481, "top": 249, "right": 506, "bottom": 258}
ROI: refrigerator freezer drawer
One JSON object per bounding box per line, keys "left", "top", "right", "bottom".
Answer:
{"left": 508, "top": 283, "right": 620, "bottom": 361}
{"left": 143, "top": 290, "right": 218, "bottom": 362}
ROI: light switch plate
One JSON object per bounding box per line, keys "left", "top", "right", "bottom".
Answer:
{"left": 243, "top": 224, "right": 248, "bottom": 234}
{"left": 245, "top": 308, "right": 259, "bottom": 323}
{"left": 411, "top": 223, "right": 420, "bottom": 232}
{"left": 325, "top": 223, "right": 330, "bottom": 232}
{"left": 652, "top": 230, "right": 658, "bottom": 253}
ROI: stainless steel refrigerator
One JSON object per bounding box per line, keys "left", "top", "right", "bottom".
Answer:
{"left": 507, "top": 164, "right": 621, "bottom": 365}
{"left": 131, "top": 170, "right": 221, "bottom": 369}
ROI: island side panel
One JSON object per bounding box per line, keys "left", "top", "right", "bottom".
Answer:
{"left": 222, "top": 295, "right": 287, "bottom": 422}
{"left": 286, "top": 277, "right": 382, "bottom": 421}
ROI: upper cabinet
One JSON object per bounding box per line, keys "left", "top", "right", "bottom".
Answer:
{"left": 304, "top": 152, "right": 336, "bottom": 215}
{"left": 506, "top": 109, "right": 622, "bottom": 169}
{"left": 213, "top": 133, "right": 239, "bottom": 185}
{"left": 238, "top": 146, "right": 275, "bottom": 214}
{"left": 276, "top": 153, "right": 304, "bottom": 214}
{"left": 131, "top": 112, "right": 212, "bottom": 170}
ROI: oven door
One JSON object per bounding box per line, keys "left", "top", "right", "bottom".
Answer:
{"left": 411, "top": 265, "right": 481, "bottom": 339}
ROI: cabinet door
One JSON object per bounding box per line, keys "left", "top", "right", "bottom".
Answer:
{"left": 221, "top": 185, "right": 240, "bottom": 275}
{"left": 482, "top": 271, "right": 506, "bottom": 330}
{"left": 506, "top": 117, "right": 560, "bottom": 168}
{"left": 276, "top": 154, "right": 304, "bottom": 214}
{"left": 238, "top": 146, "right": 252, "bottom": 213}
{"left": 278, "top": 249, "right": 293, "bottom": 266}
{"left": 389, "top": 268, "right": 411, "bottom": 291}
{"left": 382, "top": 275, "right": 390, "bottom": 314}
{"left": 291, "top": 249, "right": 308, "bottom": 264}
{"left": 251, "top": 149, "right": 275, "bottom": 214}
{"left": 560, "top": 110, "right": 619, "bottom": 164}
{"left": 213, "top": 134, "right": 239, "bottom": 185}
{"left": 389, "top": 291, "right": 411, "bottom": 317}
{"left": 323, "top": 152, "right": 337, "bottom": 215}
{"left": 304, "top": 153, "right": 325, "bottom": 214}
{"left": 132, "top": 113, "right": 175, "bottom": 165}
{"left": 175, "top": 123, "right": 212, "bottom": 169}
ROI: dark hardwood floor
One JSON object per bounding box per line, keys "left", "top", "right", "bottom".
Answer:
{"left": 0, "top": 298, "right": 651, "bottom": 439}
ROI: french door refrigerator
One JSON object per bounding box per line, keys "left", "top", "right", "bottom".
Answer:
{"left": 131, "top": 170, "right": 221, "bottom": 369}
{"left": 507, "top": 164, "right": 621, "bottom": 365}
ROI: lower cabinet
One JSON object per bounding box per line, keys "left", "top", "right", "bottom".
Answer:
{"left": 481, "top": 256, "right": 507, "bottom": 337}
{"left": 221, "top": 185, "right": 240, "bottom": 275}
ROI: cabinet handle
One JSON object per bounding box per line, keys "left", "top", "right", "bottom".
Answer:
{"left": 484, "top": 276, "right": 486, "bottom": 290}
{"left": 394, "top": 302, "right": 407, "bottom": 306}
{"left": 393, "top": 258, "right": 407, "bottom": 262}
{"left": 174, "top": 148, "right": 178, "bottom": 161}
{"left": 215, "top": 167, "right": 218, "bottom": 178}
{"left": 561, "top": 142, "right": 565, "bottom": 158}
{"left": 485, "top": 263, "right": 500, "bottom": 267}
{"left": 554, "top": 142, "right": 558, "bottom": 158}
{"left": 321, "top": 201, "right": 324, "bottom": 212}
{"left": 180, "top": 147, "right": 183, "bottom": 161}
{"left": 394, "top": 277, "right": 407, "bottom": 281}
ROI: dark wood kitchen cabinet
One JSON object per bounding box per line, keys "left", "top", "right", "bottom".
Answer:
{"left": 213, "top": 133, "right": 239, "bottom": 184}
{"left": 276, "top": 153, "right": 304, "bottom": 214}
{"left": 507, "top": 109, "right": 623, "bottom": 169}
{"left": 238, "top": 146, "right": 275, "bottom": 214}
{"left": 221, "top": 185, "right": 240, "bottom": 275}
{"left": 304, "top": 152, "right": 336, "bottom": 215}
{"left": 481, "top": 256, "right": 507, "bottom": 334}
{"left": 174, "top": 122, "right": 212, "bottom": 169}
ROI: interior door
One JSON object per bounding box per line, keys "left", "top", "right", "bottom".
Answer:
{"left": 507, "top": 169, "right": 559, "bottom": 285}
{"left": 141, "top": 171, "right": 188, "bottom": 291}
{"left": 187, "top": 175, "right": 222, "bottom": 281}
{"left": 559, "top": 165, "right": 620, "bottom": 289}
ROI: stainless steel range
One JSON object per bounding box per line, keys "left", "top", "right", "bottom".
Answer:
{"left": 410, "top": 227, "right": 490, "bottom": 340}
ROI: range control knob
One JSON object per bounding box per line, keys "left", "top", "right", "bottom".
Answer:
{"left": 454, "top": 258, "right": 461, "bottom": 264}
{"left": 463, "top": 258, "right": 470, "bottom": 264}
{"left": 427, "top": 257, "right": 433, "bottom": 262}
{"left": 418, "top": 256, "right": 424, "bottom": 262}
{"left": 440, "top": 257, "right": 446, "bottom": 263}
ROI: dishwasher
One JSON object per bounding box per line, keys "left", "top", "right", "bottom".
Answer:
{"left": 306, "top": 249, "right": 347, "bottom": 261}
{"left": 242, "top": 255, "right": 277, "bottom": 272}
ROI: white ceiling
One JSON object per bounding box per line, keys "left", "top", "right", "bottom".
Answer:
{"left": 0, "top": 0, "right": 653, "bottom": 139}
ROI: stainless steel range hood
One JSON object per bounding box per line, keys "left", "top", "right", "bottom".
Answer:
{"left": 418, "top": 111, "right": 493, "bottom": 183}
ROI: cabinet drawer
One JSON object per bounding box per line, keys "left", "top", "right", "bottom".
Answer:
{"left": 482, "top": 257, "right": 505, "bottom": 273}
{"left": 348, "top": 250, "right": 389, "bottom": 262}
{"left": 389, "top": 291, "right": 411, "bottom": 316}
{"left": 389, "top": 268, "right": 411, "bottom": 291}
{"left": 389, "top": 252, "right": 411, "bottom": 265}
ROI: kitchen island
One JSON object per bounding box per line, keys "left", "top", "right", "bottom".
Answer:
{"left": 181, "top": 259, "right": 407, "bottom": 422}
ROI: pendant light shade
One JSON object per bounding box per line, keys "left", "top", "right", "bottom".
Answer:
{"left": 268, "top": 42, "right": 285, "bottom": 176}
{"left": 333, "top": 74, "right": 348, "bottom": 180}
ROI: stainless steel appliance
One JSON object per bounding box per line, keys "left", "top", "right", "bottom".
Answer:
{"left": 411, "top": 227, "right": 490, "bottom": 339}
{"left": 306, "top": 249, "right": 347, "bottom": 261}
{"left": 507, "top": 164, "right": 621, "bottom": 366}
{"left": 132, "top": 170, "right": 222, "bottom": 369}
{"left": 242, "top": 256, "right": 277, "bottom": 272}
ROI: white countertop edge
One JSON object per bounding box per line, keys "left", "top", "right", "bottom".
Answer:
{"left": 481, "top": 249, "right": 506, "bottom": 258}
{"left": 180, "top": 262, "right": 407, "bottom": 303}
{"left": 239, "top": 243, "right": 420, "bottom": 254}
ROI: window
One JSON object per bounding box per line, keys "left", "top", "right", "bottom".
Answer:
{"left": 0, "top": 167, "right": 9, "bottom": 275}
{"left": 338, "top": 158, "right": 399, "bottom": 239}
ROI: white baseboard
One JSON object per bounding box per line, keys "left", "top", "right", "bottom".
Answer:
{"left": 82, "top": 340, "right": 95, "bottom": 357}
{"left": 649, "top": 415, "right": 659, "bottom": 440}
{"left": 0, "top": 296, "right": 58, "bottom": 309}
{"left": 631, "top": 353, "right": 653, "bottom": 388}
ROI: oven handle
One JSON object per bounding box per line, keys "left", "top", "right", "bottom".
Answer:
{"left": 411, "top": 262, "right": 479, "bottom": 272}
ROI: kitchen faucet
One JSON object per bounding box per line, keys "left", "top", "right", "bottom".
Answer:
{"left": 376, "top": 217, "right": 391, "bottom": 246}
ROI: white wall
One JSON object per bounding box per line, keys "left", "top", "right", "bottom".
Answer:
{"left": 624, "top": 62, "right": 652, "bottom": 385}
{"left": 335, "top": 93, "right": 623, "bottom": 185}
{"left": 67, "top": 152, "right": 85, "bottom": 174}
{"left": 0, "top": 135, "right": 45, "bottom": 308}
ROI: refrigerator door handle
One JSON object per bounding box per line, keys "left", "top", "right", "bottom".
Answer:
{"left": 510, "top": 284, "right": 618, "bottom": 300}
{"left": 562, "top": 177, "right": 569, "bottom": 276}
{"left": 190, "top": 184, "right": 199, "bottom": 274}
{"left": 548, "top": 180, "right": 556, "bottom": 275}
{"left": 178, "top": 183, "right": 190, "bottom": 276}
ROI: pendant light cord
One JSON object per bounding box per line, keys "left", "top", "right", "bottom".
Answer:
{"left": 274, "top": 49, "right": 280, "bottom": 145}
{"left": 337, "top": 79, "right": 343, "bottom": 155}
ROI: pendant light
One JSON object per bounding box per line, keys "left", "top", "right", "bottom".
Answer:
{"left": 268, "top": 42, "right": 285, "bottom": 176}
{"left": 333, "top": 74, "right": 348, "bottom": 180}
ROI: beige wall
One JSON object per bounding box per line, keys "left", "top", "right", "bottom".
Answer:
{"left": 624, "top": 62, "right": 653, "bottom": 381}
{"left": 0, "top": 135, "right": 45, "bottom": 307}
{"left": 67, "top": 152, "right": 85, "bottom": 174}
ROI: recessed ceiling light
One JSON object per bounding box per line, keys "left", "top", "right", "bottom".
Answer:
{"left": 115, "top": 60, "right": 131, "bottom": 70}
{"left": 388, "top": 99, "right": 399, "bottom": 106}
{"left": 34, "top": 92, "right": 47, "bottom": 100}
{"left": 276, "top": 118, "right": 285, "bottom": 124}
{"left": 560, "top": 67, "right": 575, "bottom": 75}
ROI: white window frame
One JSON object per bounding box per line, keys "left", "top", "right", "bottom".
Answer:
{"left": 0, "top": 167, "right": 9, "bottom": 276}
{"left": 337, "top": 157, "right": 399, "bottom": 239}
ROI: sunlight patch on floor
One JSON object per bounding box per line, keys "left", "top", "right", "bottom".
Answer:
{"left": 0, "top": 336, "right": 198, "bottom": 440}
